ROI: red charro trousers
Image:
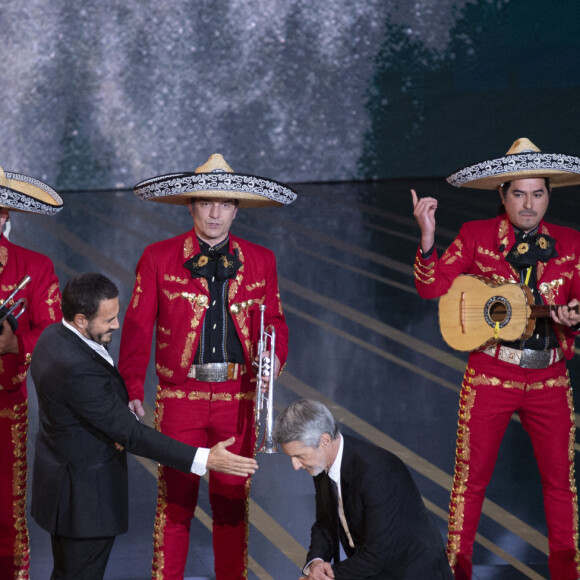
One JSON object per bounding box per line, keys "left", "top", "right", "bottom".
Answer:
{"left": 151, "top": 376, "right": 254, "bottom": 580}
{"left": 447, "top": 352, "right": 580, "bottom": 580}
{"left": 0, "top": 391, "right": 29, "bottom": 580}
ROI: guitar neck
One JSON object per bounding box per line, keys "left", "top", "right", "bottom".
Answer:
{"left": 530, "top": 304, "right": 580, "bottom": 319}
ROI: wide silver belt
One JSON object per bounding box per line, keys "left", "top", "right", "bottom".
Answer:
{"left": 483, "top": 345, "right": 563, "bottom": 369}
{"left": 187, "top": 362, "right": 244, "bottom": 382}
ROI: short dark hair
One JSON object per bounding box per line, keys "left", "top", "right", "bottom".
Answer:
{"left": 61, "top": 273, "right": 119, "bottom": 322}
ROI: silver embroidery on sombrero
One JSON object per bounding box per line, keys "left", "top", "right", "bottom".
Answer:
{"left": 135, "top": 171, "right": 297, "bottom": 206}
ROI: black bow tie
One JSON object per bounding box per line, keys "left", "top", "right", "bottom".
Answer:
{"left": 505, "top": 232, "right": 557, "bottom": 266}
{"left": 184, "top": 247, "right": 241, "bottom": 281}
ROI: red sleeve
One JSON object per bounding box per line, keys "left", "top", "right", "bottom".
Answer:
{"left": 17, "top": 259, "right": 61, "bottom": 365}
{"left": 118, "top": 247, "right": 159, "bottom": 401}
{"left": 414, "top": 224, "right": 476, "bottom": 300}
{"left": 263, "top": 253, "right": 289, "bottom": 372}
{"left": 2, "top": 254, "right": 61, "bottom": 393}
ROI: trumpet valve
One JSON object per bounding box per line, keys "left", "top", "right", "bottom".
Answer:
{"left": 261, "top": 357, "right": 271, "bottom": 375}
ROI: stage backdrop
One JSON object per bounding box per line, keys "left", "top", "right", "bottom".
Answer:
{"left": 0, "top": 0, "right": 578, "bottom": 191}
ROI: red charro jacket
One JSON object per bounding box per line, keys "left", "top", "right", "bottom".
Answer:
{"left": 119, "top": 230, "right": 289, "bottom": 401}
{"left": 0, "top": 235, "right": 61, "bottom": 397}
{"left": 414, "top": 215, "right": 580, "bottom": 359}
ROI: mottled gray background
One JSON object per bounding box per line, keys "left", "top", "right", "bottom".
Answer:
{"left": 0, "top": 0, "right": 579, "bottom": 190}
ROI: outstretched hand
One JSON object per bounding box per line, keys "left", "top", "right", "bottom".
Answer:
{"left": 411, "top": 189, "right": 437, "bottom": 253}
{"left": 300, "top": 560, "right": 335, "bottom": 579}
{"left": 207, "top": 437, "right": 258, "bottom": 477}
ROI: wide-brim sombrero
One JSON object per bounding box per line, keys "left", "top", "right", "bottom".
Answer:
{"left": 447, "top": 138, "right": 580, "bottom": 190}
{"left": 0, "top": 167, "right": 63, "bottom": 215}
{"left": 133, "top": 154, "right": 297, "bottom": 208}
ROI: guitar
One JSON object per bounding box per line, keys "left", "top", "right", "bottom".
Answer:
{"left": 438, "top": 275, "right": 576, "bottom": 352}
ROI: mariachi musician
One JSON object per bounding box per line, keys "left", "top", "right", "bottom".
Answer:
{"left": 411, "top": 138, "right": 580, "bottom": 580}
{"left": 0, "top": 167, "right": 63, "bottom": 578}
{"left": 118, "top": 154, "right": 296, "bottom": 580}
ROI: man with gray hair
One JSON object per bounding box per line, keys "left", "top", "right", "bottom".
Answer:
{"left": 274, "top": 399, "right": 452, "bottom": 580}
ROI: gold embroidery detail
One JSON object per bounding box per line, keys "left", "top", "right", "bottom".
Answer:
{"left": 447, "top": 371, "right": 476, "bottom": 565}
{"left": 539, "top": 278, "right": 564, "bottom": 295}
{"left": 181, "top": 331, "right": 196, "bottom": 369}
{"left": 157, "top": 388, "right": 254, "bottom": 402}
{"left": 476, "top": 247, "right": 501, "bottom": 260}
{"left": 230, "top": 298, "right": 259, "bottom": 315}
{"left": 5, "top": 401, "right": 30, "bottom": 574}
{"left": 498, "top": 217, "right": 509, "bottom": 247}
{"left": 441, "top": 241, "right": 459, "bottom": 260}
{"left": 414, "top": 258, "right": 435, "bottom": 283}
{"left": 132, "top": 272, "right": 142, "bottom": 309}
{"left": 471, "top": 374, "right": 504, "bottom": 387}
{"left": 414, "top": 272, "right": 434, "bottom": 284}
{"left": 0, "top": 246, "right": 8, "bottom": 268}
{"left": 516, "top": 242, "right": 529, "bottom": 256}
{"left": 155, "top": 364, "right": 174, "bottom": 378}
{"left": 183, "top": 236, "right": 194, "bottom": 260}
{"left": 152, "top": 390, "right": 168, "bottom": 578}
{"left": 163, "top": 274, "right": 188, "bottom": 284}
{"left": 414, "top": 255, "right": 435, "bottom": 270}
{"left": 555, "top": 254, "right": 575, "bottom": 265}
{"left": 474, "top": 261, "right": 495, "bottom": 273}
{"left": 246, "top": 280, "right": 266, "bottom": 291}
{"left": 12, "top": 373, "right": 27, "bottom": 386}
{"left": 46, "top": 282, "right": 61, "bottom": 322}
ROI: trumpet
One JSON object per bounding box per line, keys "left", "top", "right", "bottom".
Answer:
{"left": 0, "top": 275, "right": 31, "bottom": 333}
{"left": 253, "top": 304, "right": 279, "bottom": 454}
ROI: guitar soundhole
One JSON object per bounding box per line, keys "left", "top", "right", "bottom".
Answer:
{"left": 484, "top": 296, "right": 512, "bottom": 328}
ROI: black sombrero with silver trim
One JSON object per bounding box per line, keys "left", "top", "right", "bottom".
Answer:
{"left": 447, "top": 138, "right": 580, "bottom": 190}
{"left": 0, "top": 167, "right": 63, "bottom": 215}
{"left": 133, "top": 154, "right": 297, "bottom": 208}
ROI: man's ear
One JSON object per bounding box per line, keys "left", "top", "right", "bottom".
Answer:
{"left": 73, "top": 312, "right": 87, "bottom": 329}
{"left": 319, "top": 433, "right": 331, "bottom": 448}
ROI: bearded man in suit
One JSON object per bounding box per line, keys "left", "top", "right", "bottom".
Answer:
{"left": 30, "top": 273, "right": 258, "bottom": 580}
{"left": 274, "top": 399, "right": 453, "bottom": 580}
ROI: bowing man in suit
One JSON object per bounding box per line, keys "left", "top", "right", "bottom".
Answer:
{"left": 30, "top": 273, "right": 258, "bottom": 580}
{"left": 274, "top": 399, "right": 453, "bottom": 580}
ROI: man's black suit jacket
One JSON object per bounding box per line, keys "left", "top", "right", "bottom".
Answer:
{"left": 30, "top": 323, "right": 197, "bottom": 538}
{"left": 307, "top": 434, "right": 453, "bottom": 580}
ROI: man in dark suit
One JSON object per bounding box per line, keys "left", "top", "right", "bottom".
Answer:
{"left": 30, "top": 273, "right": 258, "bottom": 580}
{"left": 273, "top": 399, "right": 453, "bottom": 580}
